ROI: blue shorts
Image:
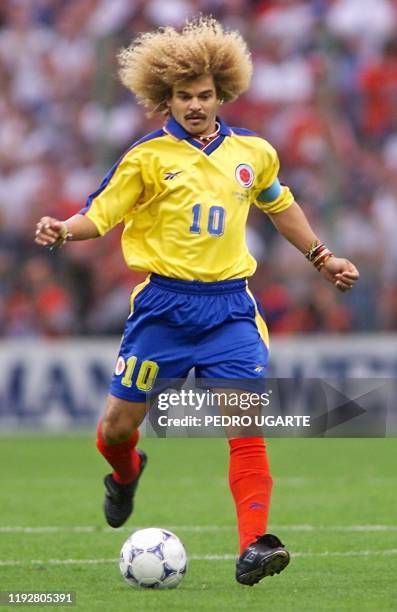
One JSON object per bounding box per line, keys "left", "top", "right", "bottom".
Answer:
{"left": 109, "top": 274, "right": 269, "bottom": 402}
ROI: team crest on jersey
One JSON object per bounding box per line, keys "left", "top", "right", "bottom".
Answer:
{"left": 115, "top": 356, "right": 126, "bottom": 376}
{"left": 235, "top": 164, "right": 255, "bottom": 188}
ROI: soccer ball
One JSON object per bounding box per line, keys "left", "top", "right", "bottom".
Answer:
{"left": 119, "top": 528, "right": 187, "bottom": 589}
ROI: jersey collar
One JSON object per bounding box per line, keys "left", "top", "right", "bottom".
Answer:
{"left": 164, "top": 115, "right": 232, "bottom": 140}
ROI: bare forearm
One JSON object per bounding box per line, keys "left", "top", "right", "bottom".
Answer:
{"left": 268, "top": 200, "right": 360, "bottom": 292}
{"left": 63, "top": 214, "right": 100, "bottom": 241}
{"left": 267, "top": 201, "right": 318, "bottom": 254}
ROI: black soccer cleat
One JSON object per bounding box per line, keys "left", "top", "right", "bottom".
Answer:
{"left": 103, "top": 449, "right": 147, "bottom": 528}
{"left": 236, "top": 533, "right": 290, "bottom": 586}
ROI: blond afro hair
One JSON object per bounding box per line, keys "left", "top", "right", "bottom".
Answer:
{"left": 118, "top": 16, "right": 253, "bottom": 113}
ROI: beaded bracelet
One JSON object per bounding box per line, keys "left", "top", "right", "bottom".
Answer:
{"left": 305, "top": 240, "right": 334, "bottom": 271}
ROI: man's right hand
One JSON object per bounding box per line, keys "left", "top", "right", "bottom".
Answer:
{"left": 35, "top": 216, "right": 72, "bottom": 248}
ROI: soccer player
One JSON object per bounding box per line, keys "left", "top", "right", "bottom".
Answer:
{"left": 35, "top": 17, "right": 359, "bottom": 586}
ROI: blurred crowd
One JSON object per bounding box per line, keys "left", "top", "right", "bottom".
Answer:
{"left": 1, "top": 0, "right": 397, "bottom": 337}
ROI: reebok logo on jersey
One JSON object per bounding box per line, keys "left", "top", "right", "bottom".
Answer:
{"left": 164, "top": 171, "right": 183, "bottom": 180}
{"left": 235, "top": 164, "right": 254, "bottom": 188}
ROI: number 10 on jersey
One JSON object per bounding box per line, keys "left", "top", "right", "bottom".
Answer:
{"left": 190, "top": 204, "right": 225, "bottom": 236}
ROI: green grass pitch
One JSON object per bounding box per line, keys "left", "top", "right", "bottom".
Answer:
{"left": 1, "top": 435, "right": 396, "bottom": 611}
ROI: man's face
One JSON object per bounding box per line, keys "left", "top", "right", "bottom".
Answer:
{"left": 168, "top": 75, "right": 220, "bottom": 137}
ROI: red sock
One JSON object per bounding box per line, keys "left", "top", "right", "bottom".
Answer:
{"left": 228, "top": 437, "right": 273, "bottom": 554}
{"left": 96, "top": 420, "right": 141, "bottom": 484}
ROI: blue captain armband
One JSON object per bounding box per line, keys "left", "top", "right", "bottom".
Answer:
{"left": 257, "top": 178, "right": 282, "bottom": 203}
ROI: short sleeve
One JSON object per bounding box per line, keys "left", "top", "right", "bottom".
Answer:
{"left": 254, "top": 143, "right": 294, "bottom": 214}
{"left": 80, "top": 152, "right": 143, "bottom": 235}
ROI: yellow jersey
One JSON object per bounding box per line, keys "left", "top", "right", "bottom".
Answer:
{"left": 80, "top": 116, "right": 294, "bottom": 281}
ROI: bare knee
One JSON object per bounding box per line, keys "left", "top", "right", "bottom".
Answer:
{"left": 101, "top": 414, "right": 133, "bottom": 444}
{"left": 99, "top": 395, "right": 147, "bottom": 444}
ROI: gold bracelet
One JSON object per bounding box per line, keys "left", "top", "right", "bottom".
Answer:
{"left": 316, "top": 252, "right": 334, "bottom": 271}
{"left": 305, "top": 240, "right": 322, "bottom": 261}
{"left": 49, "top": 223, "right": 72, "bottom": 251}
{"left": 312, "top": 248, "right": 332, "bottom": 267}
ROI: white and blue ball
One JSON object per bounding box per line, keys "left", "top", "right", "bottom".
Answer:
{"left": 119, "top": 528, "right": 187, "bottom": 589}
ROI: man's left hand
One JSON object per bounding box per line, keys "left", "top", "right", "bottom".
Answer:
{"left": 320, "top": 257, "right": 359, "bottom": 292}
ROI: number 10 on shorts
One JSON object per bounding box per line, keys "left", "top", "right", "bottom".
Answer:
{"left": 121, "top": 356, "right": 159, "bottom": 391}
